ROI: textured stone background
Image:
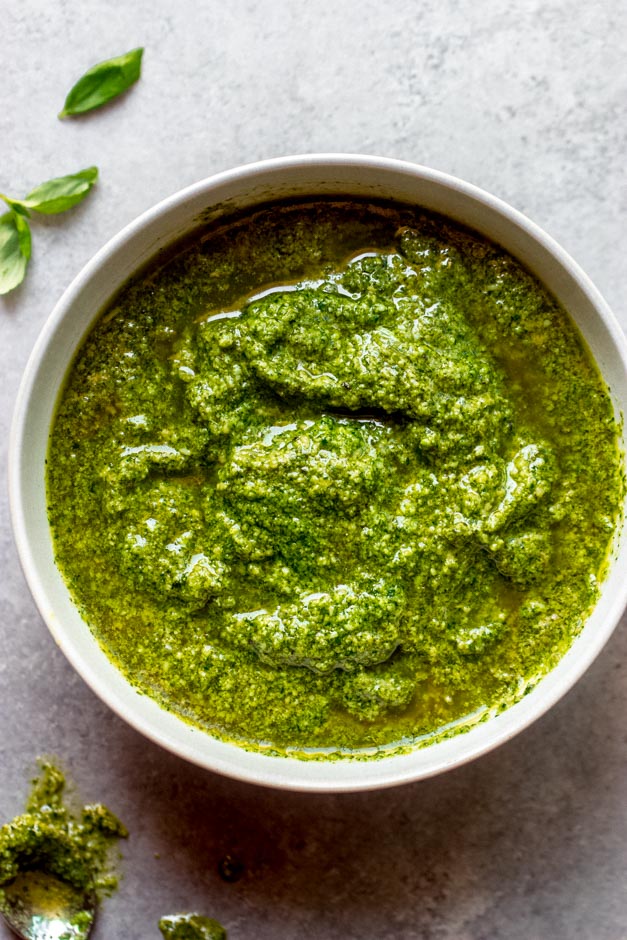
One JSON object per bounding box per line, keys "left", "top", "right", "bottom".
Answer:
{"left": 2, "top": 1, "right": 627, "bottom": 937}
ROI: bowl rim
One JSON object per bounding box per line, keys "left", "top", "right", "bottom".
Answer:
{"left": 9, "top": 153, "right": 627, "bottom": 791}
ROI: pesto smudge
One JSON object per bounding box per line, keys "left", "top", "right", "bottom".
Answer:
{"left": 0, "top": 761, "right": 127, "bottom": 936}
{"left": 47, "top": 200, "right": 624, "bottom": 757}
{"left": 159, "top": 913, "right": 227, "bottom": 940}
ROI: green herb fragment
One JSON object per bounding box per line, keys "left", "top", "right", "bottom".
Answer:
{"left": 59, "top": 48, "right": 144, "bottom": 118}
{"left": 159, "top": 913, "right": 227, "bottom": 940}
{"left": 20, "top": 167, "right": 99, "bottom": 215}
{"left": 0, "top": 212, "right": 31, "bottom": 295}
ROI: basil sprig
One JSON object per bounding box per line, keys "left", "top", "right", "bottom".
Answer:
{"left": 59, "top": 48, "right": 144, "bottom": 118}
{"left": 0, "top": 168, "right": 98, "bottom": 295}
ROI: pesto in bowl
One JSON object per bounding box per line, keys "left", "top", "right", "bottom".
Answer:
{"left": 46, "top": 198, "right": 623, "bottom": 758}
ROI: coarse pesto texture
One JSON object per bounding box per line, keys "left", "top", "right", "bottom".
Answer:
{"left": 159, "top": 913, "right": 227, "bottom": 940}
{"left": 47, "top": 200, "right": 623, "bottom": 757}
{"left": 0, "top": 761, "right": 127, "bottom": 935}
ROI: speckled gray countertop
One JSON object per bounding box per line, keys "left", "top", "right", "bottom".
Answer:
{"left": 2, "top": 2, "right": 627, "bottom": 938}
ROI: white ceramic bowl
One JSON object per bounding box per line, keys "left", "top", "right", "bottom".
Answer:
{"left": 10, "top": 154, "right": 627, "bottom": 791}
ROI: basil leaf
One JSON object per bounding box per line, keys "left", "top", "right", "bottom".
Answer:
{"left": 21, "top": 167, "right": 99, "bottom": 215}
{"left": 59, "top": 48, "right": 144, "bottom": 118}
{"left": 14, "top": 212, "right": 32, "bottom": 260}
{"left": 0, "top": 212, "right": 31, "bottom": 295}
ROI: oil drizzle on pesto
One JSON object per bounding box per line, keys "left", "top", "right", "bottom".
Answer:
{"left": 46, "top": 200, "right": 624, "bottom": 758}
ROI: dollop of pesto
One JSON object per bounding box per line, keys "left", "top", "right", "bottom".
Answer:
{"left": 159, "top": 913, "right": 226, "bottom": 940}
{"left": 47, "top": 201, "right": 623, "bottom": 756}
{"left": 0, "top": 762, "right": 127, "bottom": 935}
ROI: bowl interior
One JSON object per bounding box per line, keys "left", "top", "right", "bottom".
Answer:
{"left": 10, "top": 155, "right": 627, "bottom": 790}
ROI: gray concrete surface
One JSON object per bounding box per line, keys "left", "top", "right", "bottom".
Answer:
{"left": 2, "top": 1, "right": 627, "bottom": 937}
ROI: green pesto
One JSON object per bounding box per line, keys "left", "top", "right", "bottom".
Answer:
{"left": 47, "top": 200, "right": 624, "bottom": 757}
{"left": 0, "top": 761, "right": 127, "bottom": 933}
{"left": 159, "top": 913, "right": 227, "bottom": 940}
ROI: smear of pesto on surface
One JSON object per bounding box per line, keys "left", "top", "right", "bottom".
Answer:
{"left": 159, "top": 913, "right": 226, "bottom": 940}
{"left": 47, "top": 200, "right": 624, "bottom": 757}
{"left": 0, "top": 761, "right": 127, "bottom": 935}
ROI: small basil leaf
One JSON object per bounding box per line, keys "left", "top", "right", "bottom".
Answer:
{"left": 21, "top": 167, "right": 99, "bottom": 215}
{"left": 0, "top": 212, "right": 30, "bottom": 295}
{"left": 59, "top": 48, "right": 144, "bottom": 118}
